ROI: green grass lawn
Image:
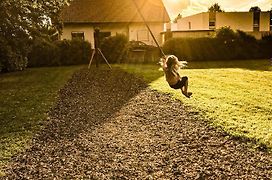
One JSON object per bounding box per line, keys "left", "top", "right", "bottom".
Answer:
{"left": 0, "top": 60, "right": 271, "bottom": 176}
{"left": 0, "top": 65, "right": 83, "bottom": 175}
{"left": 115, "top": 59, "right": 272, "bottom": 150}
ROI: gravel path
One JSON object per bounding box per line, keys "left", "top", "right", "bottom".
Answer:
{"left": 3, "top": 68, "right": 272, "bottom": 179}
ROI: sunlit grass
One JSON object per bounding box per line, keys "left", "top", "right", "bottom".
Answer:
{"left": 0, "top": 65, "right": 83, "bottom": 175}
{"left": 115, "top": 60, "right": 272, "bottom": 149}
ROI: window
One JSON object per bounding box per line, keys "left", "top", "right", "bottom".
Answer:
{"left": 71, "top": 32, "right": 85, "bottom": 40}
{"left": 209, "top": 12, "right": 216, "bottom": 30}
{"left": 270, "top": 11, "right": 272, "bottom": 31}
{"left": 188, "top": 22, "right": 191, "bottom": 30}
{"left": 209, "top": 21, "right": 215, "bottom": 29}
{"left": 253, "top": 12, "right": 260, "bottom": 32}
{"left": 137, "top": 30, "right": 149, "bottom": 41}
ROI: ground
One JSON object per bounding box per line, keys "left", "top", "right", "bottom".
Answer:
{"left": 3, "top": 68, "right": 272, "bottom": 179}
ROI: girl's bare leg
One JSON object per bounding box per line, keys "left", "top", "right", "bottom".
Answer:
{"left": 181, "top": 80, "right": 192, "bottom": 98}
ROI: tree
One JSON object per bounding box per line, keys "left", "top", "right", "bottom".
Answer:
{"left": 0, "top": 0, "right": 70, "bottom": 40}
{"left": 173, "top": 13, "right": 182, "bottom": 23}
{"left": 216, "top": 26, "right": 237, "bottom": 42}
{"left": 0, "top": 0, "right": 70, "bottom": 72}
{"left": 249, "top": 6, "right": 261, "bottom": 12}
{"left": 208, "top": 3, "right": 224, "bottom": 12}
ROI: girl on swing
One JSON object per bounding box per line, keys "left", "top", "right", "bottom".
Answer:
{"left": 160, "top": 55, "right": 192, "bottom": 98}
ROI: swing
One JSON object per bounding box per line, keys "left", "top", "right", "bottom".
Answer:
{"left": 132, "top": 0, "right": 166, "bottom": 57}
{"left": 132, "top": 1, "right": 192, "bottom": 98}
{"left": 132, "top": 0, "right": 187, "bottom": 67}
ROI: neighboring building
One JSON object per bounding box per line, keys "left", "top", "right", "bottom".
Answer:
{"left": 61, "top": 0, "right": 170, "bottom": 48}
{"left": 170, "top": 11, "right": 272, "bottom": 39}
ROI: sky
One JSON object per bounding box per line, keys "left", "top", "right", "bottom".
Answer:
{"left": 162, "top": 0, "right": 272, "bottom": 19}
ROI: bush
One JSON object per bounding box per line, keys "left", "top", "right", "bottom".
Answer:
{"left": 216, "top": 26, "right": 237, "bottom": 41}
{"left": 0, "top": 37, "right": 28, "bottom": 72}
{"left": 100, "top": 34, "right": 128, "bottom": 63}
{"left": 28, "top": 39, "right": 92, "bottom": 67}
{"left": 28, "top": 38, "right": 60, "bottom": 67}
{"left": 163, "top": 29, "right": 267, "bottom": 61}
{"left": 259, "top": 34, "right": 272, "bottom": 58}
{"left": 57, "top": 39, "right": 91, "bottom": 65}
{"left": 163, "top": 38, "right": 227, "bottom": 61}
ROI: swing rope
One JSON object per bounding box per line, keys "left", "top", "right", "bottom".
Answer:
{"left": 132, "top": 0, "right": 166, "bottom": 57}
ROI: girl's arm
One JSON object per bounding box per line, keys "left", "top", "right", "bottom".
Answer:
{"left": 159, "top": 57, "right": 167, "bottom": 71}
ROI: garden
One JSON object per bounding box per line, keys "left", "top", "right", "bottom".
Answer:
{"left": 1, "top": 58, "right": 271, "bottom": 178}
{"left": 1, "top": 1, "right": 271, "bottom": 177}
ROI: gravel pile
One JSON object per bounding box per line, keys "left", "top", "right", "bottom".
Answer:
{"left": 3, "top": 68, "right": 272, "bottom": 179}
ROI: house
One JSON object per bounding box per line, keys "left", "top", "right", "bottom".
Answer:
{"left": 169, "top": 11, "right": 272, "bottom": 39}
{"left": 61, "top": 0, "right": 170, "bottom": 48}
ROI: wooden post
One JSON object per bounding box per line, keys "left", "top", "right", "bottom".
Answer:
{"left": 94, "top": 28, "right": 100, "bottom": 68}
{"left": 88, "top": 27, "right": 111, "bottom": 70}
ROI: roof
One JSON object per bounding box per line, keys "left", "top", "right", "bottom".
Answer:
{"left": 61, "top": 0, "right": 170, "bottom": 23}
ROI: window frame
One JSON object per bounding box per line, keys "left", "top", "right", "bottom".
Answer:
{"left": 71, "top": 31, "right": 85, "bottom": 40}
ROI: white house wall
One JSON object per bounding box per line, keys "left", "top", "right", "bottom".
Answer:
{"left": 216, "top": 12, "right": 253, "bottom": 31}
{"left": 62, "top": 24, "right": 94, "bottom": 44}
{"left": 174, "top": 12, "right": 271, "bottom": 39}
{"left": 61, "top": 22, "right": 164, "bottom": 48}
{"left": 177, "top": 13, "right": 209, "bottom": 30}
{"left": 128, "top": 23, "right": 164, "bottom": 46}
{"left": 62, "top": 23, "right": 129, "bottom": 48}
{"left": 260, "top": 12, "right": 270, "bottom": 31}
{"left": 94, "top": 23, "right": 129, "bottom": 36}
{"left": 172, "top": 30, "right": 215, "bottom": 38}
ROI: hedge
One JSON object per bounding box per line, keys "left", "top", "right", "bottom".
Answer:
{"left": 162, "top": 37, "right": 268, "bottom": 61}
{"left": 0, "top": 37, "right": 28, "bottom": 72}
{"left": 28, "top": 39, "right": 92, "bottom": 67}
{"left": 100, "top": 34, "right": 129, "bottom": 63}
{"left": 162, "top": 28, "right": 271, "bottom": 61}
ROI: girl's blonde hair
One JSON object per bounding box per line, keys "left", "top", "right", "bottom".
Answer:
{"left": 166, "top": 55, "right": 179, "bottom": 76}
{"left": 162, "top": 55, "right": 187, "bottom": 77}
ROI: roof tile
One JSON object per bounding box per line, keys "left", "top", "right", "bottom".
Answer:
{"left": 61, "top": 0, "right": 170, "bottom": 23}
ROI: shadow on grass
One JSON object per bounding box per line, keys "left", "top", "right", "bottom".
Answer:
{"left": 0, "top": 66, "right": 83, "bottom": 175}
{"left": 3, "top": 66, "right": 153, "bottom": 177}
{"left": 38, "top": 67, "right": 149, "bottom": 140}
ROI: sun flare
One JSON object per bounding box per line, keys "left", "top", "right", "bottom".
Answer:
{"left": 168, "top": 0, "right": 181, "bottom": 3}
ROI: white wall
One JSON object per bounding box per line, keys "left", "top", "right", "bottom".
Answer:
{"left": 95, "top": 23, "right": 129, "bottom": 36}
{"left": 177, "top": 13, "right": 209, "bottom": 30}
{"left": 62, "top": 22, "right": 165, "bottom": 48}
{"left": 128, "top": 23, "right": 164, "bottom": 46}
{"left": 171, "top": 30, "right": 215, "bottom": 38}
{"left": 62, "top": 23, "right": 129, "bottom": 48}
{"left": 216, "top": 12, "right": 253, "bottom": 31}
{"left": 260, "top": 12, "right": 270, "bottom": 31}
{"left": 62, "top": 24, "right": 94, "bottom": 44}
{"left": 172, "top": 12, "right": 272, "bottom": 40}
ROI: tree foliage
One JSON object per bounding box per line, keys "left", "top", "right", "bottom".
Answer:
{"left": 0, "top": 0, "right": 70, "bottom": 40}
{"left": 173, "top": 13, "right": 182, "bottom": 23}
{"left": 249, "top": 6, "right": 261, "bottom": 12}
{"left": 216, "top": 26, "right": 237, "bottom": 41}
{"left": 0, "top": 0, "right": 70, "bottom": 72}
{"left": 208, "top": 3, "right": 224, "bottom": 12}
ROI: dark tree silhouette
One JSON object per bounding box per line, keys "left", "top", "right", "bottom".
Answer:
{"left": 173, "top": 13, "right": 182, "bottom": 23}
{"left": 0, "top": 0, "right": 71, "bottom": 72}
{"left": 249, "top": 6, "right": 261, "bottom": 12}
{"left": 208, "top": 3, "right": 224, "bottom": 12}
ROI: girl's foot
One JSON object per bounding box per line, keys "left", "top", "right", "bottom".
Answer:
{"left": 182, "top": 92, "right": 192, "bottom": 98}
